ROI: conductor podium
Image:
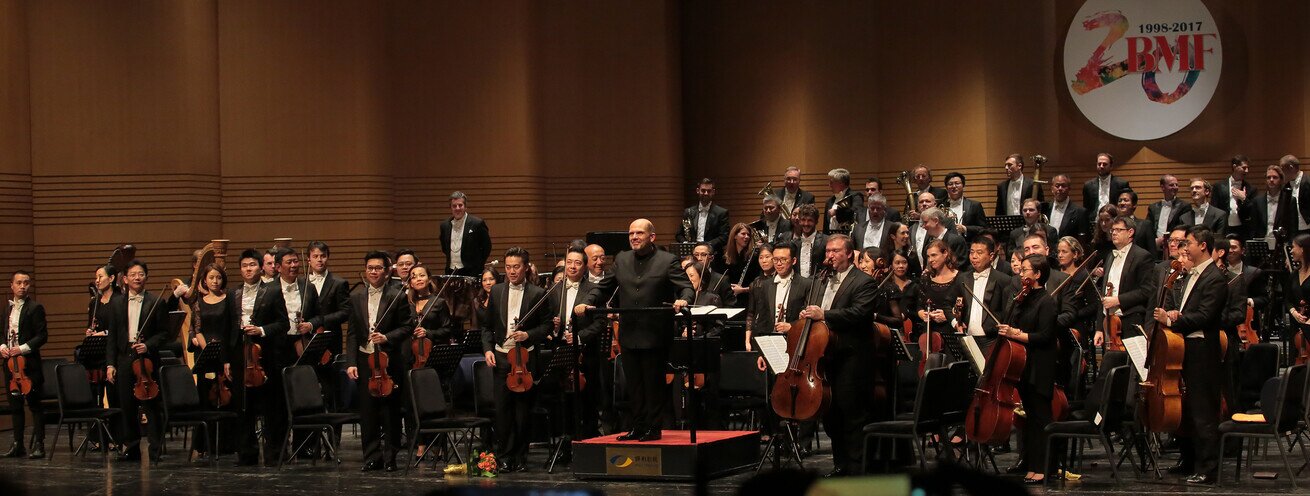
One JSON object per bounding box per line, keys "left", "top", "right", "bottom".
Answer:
{"left": 571, "top": 306, "right": 759, "bottom": 481}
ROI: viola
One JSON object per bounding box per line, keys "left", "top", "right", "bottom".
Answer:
{"left": 6, "top": 354, "right": 31, "bottom": 396}
{"left": 243, "top": 336, "right": 266, "bottom": 388}
{"left": 916, "top": 298, "right": 944, "bottom": 376}
{"left": 1103, "top": 282, "right": 1124, "bottom": 352}
{"left": 771, "top": 265, "right": 834, "bottom": 422}
{"left": 505, "top": 346, "right": 533, "bottom": 393}
{"left": 367, "top": 348, "right": 396, "bottom": 398}
{"left": 1140, "top": 259, "right": 1186, "bottom": 434}
{"left": 209, "top": 374, "right": 233, "bottom": 408}
{"left": 964, "top": 278, "right": 1032, "bottom": 445}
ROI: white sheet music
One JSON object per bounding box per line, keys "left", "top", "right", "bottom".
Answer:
{"left": 1123, "top": 334, "right": 1150, "bottom": 379}
{"left": 690, "top": 305, "right": 744, "bottom": 319}
{"left": 753, "top": 335, "right": 790, "bottom": 375}
{"left": 962, "top": 335, "right": 987, "bottom": 375}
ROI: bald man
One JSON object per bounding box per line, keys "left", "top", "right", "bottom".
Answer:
{"left": 578, "top": 219, "right": 693, "bottom": 442}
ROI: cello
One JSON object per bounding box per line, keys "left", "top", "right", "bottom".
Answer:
{"left": 770, "top": 265, "right": 834, "bottom": 421}
{"left": 964, "top": 278, "right": 1033, "bottom": 445}
{"left": 1294, "top": 300, "right": 1310, "bottom": 365}
{"left": 1139, "top": 259, "right": 1187, "bottom": 434}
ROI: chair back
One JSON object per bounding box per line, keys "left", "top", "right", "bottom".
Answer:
{"left": 408, "top": 367, "right": 449, "bottom": 421}
{"left": 939, "top": 361, "right": 973, "bottom": 424}
{"left": 1240, "top": 343, "right": 1280, "bottom": 411}
{"left": 39, "top": 358, "right": 68, "bottom": 398}
{"left": 54, "top": 363, "right": 96, "bottom": 411}
{"left": 1082, "top": 352, "right": 1126, "bottom": 416}
{"left": 282, "top": 365, "right": 325, "bottom": 416}
{"left": 924, "top": 352, "right": 948, "bottom": 372}
{"left": 158, "top": 364, "right": 200, "bottom": 413}
{"left": 912, "top": 366, "right": 950, "bottom": 426}
{"left": 1097, "top": 365, "right": 1131, "bottom": 430}
{"left": 472, "top": 360, "right": 496, "bottom": 418}
{"left": 1268, "top": 364, "right": 1307, "bottom": 432}
{"left": 719, "top": 351, "right": 767, "bottom": 396}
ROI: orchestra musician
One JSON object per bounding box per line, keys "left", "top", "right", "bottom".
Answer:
{"left": 581, "top": 243, "right": 617, "bottom": 433}
{"left": 773, "top": 166, "right": 816, "bottom": 216}
{"left": 943, "top": 172, "right": 987, "bottom": 239}
{"left": 1009, "top": 198, "right": 1058, "bottom": 250}
{"left": 1116, "top": 190, "right": 1156, "bottom": 253}
{"left": 1003, "top": 255, "right": 1059, "bottom": 484}
{"left": 678, "top": 178, "right": 731, "bottom": 254}
{"left": 230, "top": 249, "right": 291, "bottom": 467}
{"left": 305, "top": 241, "right": 351, "bottom": 411}
{"left": 1094, "top": 217, "right": 1155, "bottom": 345}
{"left": 732, "top": 243, "right": 775, "bottom": 316}
{"left": 996, "top": 154, "right": 1043, "bottom": 216}
{"left": 911, "top": 207, "right": 966, "bottom": 270}
{"left": 909, "top": 166, "right": 948, "bottom": 209}
{"left": 746, "top": 242, "right": 812, "bottom": 363}
{"left": 957, "top": 237, "right": 1012, "bottom": 353}
{"left": 106, "top": 260, "right": 171, "bottom": 463}
{"left": 392, "top": 249, "right": 418, "bottom": 287}
{"left": 859, "top": 178, "right": 902, "bottom": 223}
{"left": 576, "top": 219, "right": 693, "bottom": 443}
{"left": 441, "top": 191, "right": 494, "bottom": 277}
{"left": 1145, "top": 175, "right": 1186, "bottom": 256}
{"left": 717, "top": 223, "right": 761, "bottom": 291}
{"left": 1153, "top": 226, "right": 1227, "bottom": 485}
{"left": 1, "top": 271, "right": 48, "bottom": 459}
{"left": 823, "top": 169, "right": 863, "bottom": 234}
{"left": 186, "top": 263, "right": 235, "bottom": 461}
{"left": 1213, "top": 156, "right": 1253, "bottom": 240}
{"left": 691, "top": 243, "right": 736, "bottom": 307}
{"left": 550, "top": 243, "right": 604, "bottom": 439}
{"left": 1277, "top": 155, "right": 1310, "bottom": 237}
{"left": 480, "top": 247, "right": 550, "bottom": 472}
{"left": 852, "top": 193, "right": 891, "bottom": 251}
{"left": 778, "top": 204, "right": 827, "bottom": 279}
{"left": 1286, "top": 234, "right": 1310, "bottom": 348}
{"left": 1178, "top": 179, "right": 1228, "bottom": 235}
{"left": 1041, "top": 174, "right": 1088, "bottom": 241}
{"left": 1082, "top": 153, "right": 1132, "bottom": 225}
{"left": 346, "top": 251, "right": 415, "bottom": 472}
{"left": 759, "top": 195, "right": 793, "bottom": 243}
{"left": 680, "top": 261, "right": 724, "bottom": 428}
{"left": 84, "top": 264, "right": 124, "bottom": 451}
{"left": 261, "top": 250, "right": 278, "bottom": 284}
{"left": 909, "top": 240, "right": 962, "bottom": 357}
{"left": 1250, "top": 165, "right": 1286, "bottom": 246}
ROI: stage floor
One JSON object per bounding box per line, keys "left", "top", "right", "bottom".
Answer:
{"left": 0, "top": 428, "right": 1307, "bottom": 495}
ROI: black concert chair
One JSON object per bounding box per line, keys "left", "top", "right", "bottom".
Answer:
{"left": 471, "top": 360, "right": 497, "bottom": 449}
{"left": 718, "top": 351, "right": 768, "bottom": 430}
{"left": 157, "top": 364, "right": 238, "bottom": 464}
{"left": 1237, "top": 343, "right": 1279, "bottom": 412}
{"left": 279, "top": 365, "right": 360, "bottom": 469}
{"left": 1217, "top": 364, "right": 1307, "bottom": 488}
{"left": 32, "top": 357, "right": 69, "bottom": 451}
{"left": 48, "top": 363, "right": 120, "bottom": 461}
{"left": 861, "top": 365, "right": 951, "bottom": 473}
{"left": 405, "top": 368, "right": 492, "bottom": 474}
{"left": 1042, "top": 365, "right": 1131, "bottom": 487}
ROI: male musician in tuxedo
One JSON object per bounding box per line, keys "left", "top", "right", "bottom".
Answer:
{"left": 859, "top": 178, "right": 902, "bottom": 223}
{"left": 576, "top": 219, "right": 693, "bottom": 442}
{"left": 1008, "top": 199, "right": 1058, "bottom": 250}
{"left": 1082, "top": 152, "right": 1131, "bottom": 224}
{"left": 943, "top": 172, "right": 987, "bottom": 240}
{"left": 1117, "top": 190, "right": 1156, "bottom": 253}
{"left": 676, "top": 178, "right": 731, "bottom": 254}
{"left": 478, "top": 247, "right": 548, "bottom": 471}
{"left": 1019, "top": 234, "right": 1080, "bottom": 340}
{"left": 759, "top": 195, "right": 793, "bottom": 243}
{"left": 744, "top": 242, "right": 812, "bottom": 368}
{"left": 273, "top": 248, "right": 330, "bottom": 458}
{"left": 800, "top": 234, "right": 878, "bottom": 476}
{"left": 1250, "top": 165, "right": 1287, "bottom": 245}
{"left": 1144, "top": 174, "right": 1186, "bottom": 256}
{"left": 392, "top": 249, "right": 417, "bottom": 284}
{"left": 957, "top": 238, "right": 1012, "bottom": 353}
{"left": 306, "top": 242, "right": 351, "bottom": 363}
{"left": 1093, "top": 217, "right": 1156, "bottom": 345}
{"left": 853, "top": 193, "right": 891, "bottom": 251}
{"left": 778, "top": 204, "right": 827, "bottom": 279}
{"left": 823, "top": 168, "right": 863, "bottom": 234}
{"left": 995, "top": 154, "right": 1043, "bottom": 215}
{"left": 773, "top": 166, "right": 816, "bottom": 215}
{"left": 914, "top": 207, "right": 967, "bottom": 269}
{"left": 1177, "top": 179, "right": 1228, "bottom": 235}
{"left": 582, "top": 243, "right": 616, "bottom": 431}
{"left": 1214, "top": 155, "right": 1254, "bottom": 240}
{"left": 105, "top": 260, "right": 172, "bottom": 462}
{"left": 1154, "top": 226, "right": 1227, "bottom": 484}
{"left": 1277, "top": 154, "right": 1310, "bottom": 236}
{"left": 1226, "top": 236, "right": 1266, "bottom": 321}
{"left": 441, "top": 191, "right": 494, "bottom": 277}
{"left": 346, "top": 251, "right": 414, "bottom": 472}
{"left": 1210, "top": 240, "right": 1246, "bottom": 414}
{"left": 261, "top": 250, "right": 278, "bottom": 284}
{"left": 910, "top": 165, "right": 948, "bottom": 208}
{"left": 1, "top": 271, "right": 47, "bottom": 458}
{"left": 691, "top": 243, "right": 736, "bottom": 307}
{"left": 551, "top": 244, "right": 606, "bottom": 439}
{"left": 229, "top": 249, "right": 291, "bottom": 466}
{"left": 1041, "top": 174, "right": 1089, "bottom": 242}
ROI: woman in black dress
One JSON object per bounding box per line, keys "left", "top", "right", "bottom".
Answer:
{"left": 408, "top": 265, "right": 455, "bottom": 352}
{"left": 83, "top": 264, "right": 124, "bottom": 450}
{"left": 1001, "top": 255, "right": 1058, "bottom": 484}
{"left": 190, "top": 263, "right": 236, "bottom": 459}
{"left": 1285, "top": 235, "right": 1310, "bottom": 347}
{"left": 908, "top": 240, "right": 962, "bottom": 360}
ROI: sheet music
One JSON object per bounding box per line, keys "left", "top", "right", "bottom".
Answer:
{"left": 753, "top": 335, "right": 790, "bottom": 375}
{"left": 689, "top": 305, "right": 744, "bottom": 318}
{"left": 1123, "top": 335, "right": 1149, "bottom": 379}
{"left": 962, "top": 335, "right": 986, "bottom": 375}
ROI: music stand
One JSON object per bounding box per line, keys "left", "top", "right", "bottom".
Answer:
{"left": 669, "top": 242, "right": 697, "bottom": 259}
{"left": 460, "top": 328, "right": 483, "bottom": 355}
{"left": 940, "top": 333, "right": 971, "bottom": 367}
{"left": 544, "top": 344, "right": 583, "bottom": 473}
{"left": 887, "top": 327, "right": 915, "bottom": 362}
{"left": 1245, "top": 240, "right": 1275, "bottom": 270}
{"left": 75, "top": 335, "right": 108, "bottom": 371}
{"left": 586, "top": 231, "right": 631, "bottom": 255}
{"left": 984, "top": 215, "right": 1024, "bottom": 234}
{"left": 424, "top": 343, "right": 465, "bottom": 383}
{"left": 293, "top": 331, "right": 335, "bottom": 367}
{"left": 192, "top": 342, "right": 225, "bottom": 376}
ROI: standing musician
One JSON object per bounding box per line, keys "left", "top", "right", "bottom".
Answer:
{"left": 1224, "top": 236, "right": 1265, "bottom": 337}
{"left": 1041, "top": 174, "right": 1088, "bottom": 241}
{"left": 106, "top": 260, "right": 171, "bottom": 463}
{"left": 1082, "top": 152, "right": 1132, "bottom": 225}
{"left": 995, "top": 154, "right": 1043, "bottom": 216}
{"left": 1144, "top": 175, "right": 1186, "bottom": 256}
{"left": 746, "top": 242, "right": 812, "bottom": 368}
{"left": 912, "top": 207, "right": 966, "bottom": 270}
{"left": 551, "top": 244, "right": 604, "bottom": 439}
{"left": 823, "top": 168, "right": 863, "bottom": 234}
{"left": 773, "top": 166, "right": 816, "bottom": 216}
{"left": 582, "top": 243, "right": 617, "bottom": 434}
{"left": 677, "top": 178, "right": 731, "bottom": 254}
{"left": 860, "top": 179, "right": 903, "bottom": 223}
{"left": 274, "top": 248, "right": 331, "bottom": 459}
{"left": 909, "top": 240, "right": 963, "bottom": 360}
{"left": 1094, "top": 217, "right": 1155, "bottom": 346}
{"left": 716, "top": 223, "right": 760, "bottom": 293}
{"left": 779, "top": 204, "right": 827, "bottom": 279}
{"left": 261, "top": 250, "right": 278, "bottom": 284}
{"left": 1178, "top": 179, "right": 1228, "bottom": 235}
{"left": 441, "top": 191, "right": 494, "bottom": 277}
{"left": 1277, "top": 155, "right": 1310, "bottom": 237}
{"left": 853, "top": 193, "right": 891, "bottom": 251}
{"left": 1001, "top": 255, "right": 1059, "bottom": 484}
{"left": 691, "top": 243, "right": 736, "bottom": 307}
{"left": 576, "top": 219, "right": 693, "bottom": 443}
{"left": 346, "top": 251, "right": 415, "bottom": 472}
{"left": 1154, "top": 226, "right": 1227, "bottom": 485}
{"left": 680, "top": 262, "right": 724, "bottom": 428}
{"left": 1, "top": 271, "right": 48, "bottom": 459}
{"left": 1056, "top": 237, "right": 1099, "bottom": 346}
{"left": 957, "top": 237, "right": 1012, "bottom": 353}
{"left": 909, "top": 165, "right": 948, "bottom": 210}
{"left": 306, "top": 241, "right": 352, "bottom": 410}
{"left": 187, "top": 263, "right": 235, "bottom": 460}
{"left": 759, "top": 195, "right": 793, "bottom": 244}
{"left": 801, "top": 234, "right": 877, "bottom": 477}
{"left": 409, "top": 265, "right": 454, "bottom": 349}
{"left": 1286, "top": 235, "right": 1310, "bottom": 354}
{"left": 480, "top": 247, "right": 549, "bottom": 472}
{"left": 943, "top": 172, "right": 987, "bottom": 239}
{"left": 229, "top": 249, "right": 290, "bottom": 466}
{"left": 1210, "top": 240, "right": 1245, "bottom": 413}
{"left": 1214, "top": 155, "right": 1253, "bottom": 240}
{"left": 1009, "top": 199, "right": 1058, "bottom": 251}
{"left": 391, "top": 249, "right": 418, "bottom": 287}
{"left": 84, "top": 265, "right": 123, "bottom": 451}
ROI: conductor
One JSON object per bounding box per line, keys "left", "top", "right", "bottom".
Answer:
{"left": 575, "top": 219, "right": 693, "bottom": 442}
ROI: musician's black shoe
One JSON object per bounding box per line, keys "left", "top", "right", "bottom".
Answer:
{"left": 2, "top": 442, "right": 25, "bottom": 458}
{"left": 1005, "top": 458, "right": 1026, "bottom": 474}
{"left": 824, "top": 467, "right": 847, "bottom": 478}
{"left": 384, "top": 461, "right": 397, "bottom": 472}
{"left": 512, "top": 460, "right": 528, "bottom": 472}
{"left": 1166, "top": 461, "right": 1193, "bottom": 475}
{"left": 638, "top": 429, "right": 662, "bottom": 442}
{"left": 616, "top": 430, "right": 643, "bottom": 442}
{"left": 361, "top": 461, "right": 383, "bottom": 472}
{"left": 1185, "top": 473, "right": 1214, "bottom": 485}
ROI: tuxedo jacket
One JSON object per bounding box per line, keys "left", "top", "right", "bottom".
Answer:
{"left": 1082, "top": 175, "right": 1131, "bottom": 220}
{"left": 1142, "top": 199, "right": 1186, "bottom": 255}
{"left": 772, "top": 187, "right": 816, "bottom": 209}
{"left": 1280, "top": 177, "right": 1310, "bottom": 232}
{"left": 777, "top": 231, "right": 829, "bottom": 277}
{"left": 1008, "top": 224, "right": 1059, "bottom": 252}
{"left": 747, "top": 274, "right": 813, "bottom": 337}
{"left": 755, "top": 216, "right": 793, "bottom": 244}
{"left": 823, "top": 189, "right": 865, "bottom": 233}
{"left": 312, "top": 271, "right": 352, "bottom": 334}
{"left": 911, "top": 226, "right": 968, "bottom": 270}
{"left": 702, "top": 270, "right": 737, "bottom": 308}
{"left": 818, "top": 268, "right": 878, "bottom": 354}
{"left": 583, "top": 248, "right": 694, "bottom": 350}
{"left": 945, "top": 198, "right": 987, "bottom": 239}
{"left": 1175, "top": 205, "right": 1228, "bottom": 235}
{"left": 678, "top": 203, "right": 731, "bottom": 253}
{"left": 955, "top": 269, "right": 1012, "bottom": 338}
{"left": 106, "top": 291, "right": 173, "bottom": 369}
{"left": 1162, "top": 263, "right": 1228, "bottom": 363}
{"left": 346, "top": 283, "right": 415, "bottom": 369}
{"left": 1249, "top": 193, "right": 1276, "bottom": 239}
{"left": 1101, "top": 245, "right": 1157, "bottom": 320}
{"left": 1237, "top": 264, "right": 1267, "bottom": 309}
{"left": 440, "top": 214, "right": 493, "bottom": 272}
{"left": 2, "top": 297, "right": 47, "bottom": 377}
{"left": 994, "top": 177, "right": 1045, "bottom": 216}
{"left": 276, "top": 277, "right": 322, "bottom": 366}
{"left": 1040, "top": 201, "right": 1089, "bottom": 240}
{"left": 546, "top": 278, "right": 606, "bottom": 346}
{"left": 851, "top": 217, "right": 890, "bottom": 251}
{"left": 1211, "top": 178, "right": 1253, "bottom": 222}
{"left": 481, "top": 282, "right": 551, "bottom": 356}
{"left": 225, "top": 282, "right": 290, "bottom": 373}
{"left": 856, "top": 206, "right": 902, "bottom": 225}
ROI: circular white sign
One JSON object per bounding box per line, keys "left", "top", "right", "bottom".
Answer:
{"left": 1063, "top": 0, "right": 1222, "bottom": 141}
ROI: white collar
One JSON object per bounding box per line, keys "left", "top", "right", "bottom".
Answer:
{"left": 243, "top": 282, "right": 259, "bottom": 292}
{"left": 973, "top": 268, "right": 991, "bottom": 279}
{"left": 774, "top": 273, "right": 793, "bottom": 284}
{"left": 1190, "top": 258, "right": 1214, "bottom": 275}
{"left": 508, "top": 283, "right": 525, "bottom": 291}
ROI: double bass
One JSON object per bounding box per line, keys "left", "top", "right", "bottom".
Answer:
{"left": 964, "top": 278, "right": 1033, "bottom": 445}
{"left": 1139, "top": 260, "right": 1186, "bottom": 434}
{"left": 770, "top": 265, "right": 834, "bottom": 421}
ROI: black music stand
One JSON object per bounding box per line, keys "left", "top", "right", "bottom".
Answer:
{"left": 293, "top": 331, "right": 334, "bottom": 367}
{"left": 940, "top": 333, "right": 971, "bottom": 365}
{"left": 424, "top": 343, "right": 465, "bottom": 382}
{"left": 191, "top": 342, "right": 225, "bottom": 376}
{"left": 586, "top": 231, "right": 631, "bottom": 255}
{"left": 984, "top": 215, "right": 1024, "bottom": 234}
{"left": 544, "top": 344, "right": 583, "bottom": 473}
{"left": 1246, "top": 240, "right": 1277, "bottom": 270}
{"left": 460, "top": 328, "right": 483, "bottom": 355}
{"left": 669, "top": 242, "right": 697, "bottom": 259}
{"left": 75, "top": 335, "right": 108, "bottom": 371}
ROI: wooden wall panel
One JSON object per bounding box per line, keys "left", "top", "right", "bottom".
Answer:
{"left": 0, "top": 0, "right": 31, "bottom": 292}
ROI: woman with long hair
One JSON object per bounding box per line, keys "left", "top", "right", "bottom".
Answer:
{"left": 721, "top": 223, "right": 761, "bottom": 293}
{"left": 908, "top": 240, "right": 963, "bottom": 361}
{"left": 190, "top": 263, "right": 236, "bottom": 460}
{"left": 1285, "top": 235, "right": 1310, "bottom": 346}
{"left": 83, "top": 264, "right": 124, "bottom": 451}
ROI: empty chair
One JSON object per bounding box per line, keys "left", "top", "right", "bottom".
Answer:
{"left": 718, "top": 351, "right": 768, "bottom": 430}
{"left": 405, "top": 368, "right": 492, "bottom": 474}
{"left": 1217, "top": 364, "right": 1307, "bottom": 488}
{"left": 279, "top": 365, "right": 361, "bottom": 468}
{"left": 157, "top": 364, "right": 238, "bottom": 464}
{"left": 48, "top": 363, "right": 120, "bottom": 460}
{"left": 1042, "top": 365, "right": 1132, "bottom": 487}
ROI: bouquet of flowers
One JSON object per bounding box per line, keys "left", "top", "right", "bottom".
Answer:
{"left": 470, "top": 450, "right": 498, "bottom": 478}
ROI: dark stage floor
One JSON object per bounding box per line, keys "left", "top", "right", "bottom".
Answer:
{"left": 1, "top": 428, "right": 1309, "bottom": 496}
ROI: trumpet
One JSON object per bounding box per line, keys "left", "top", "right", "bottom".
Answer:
{"left": 681, "top": 217, "right": 693, "bottom": 240}
{"left": 757, "top": 181, "right": 773, "bottom": 198}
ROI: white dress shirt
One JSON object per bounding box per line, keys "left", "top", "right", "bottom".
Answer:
{"left": 1106, "top": 244, "right": 1131, "bottom": 316}
{"left": 1178, "top": 258, "right": 1214, "bottom": 338}
{"left": 1228, "top": 177, "right": 1242, "bottom": 227}
{"left": 499, "top": 284, "right": 526, "bottom": 352}
{"left": 309, "top": 272, "right": 326, "bottom": 295}
{"left": 283, "top": 279, "right": 302, "bottom": 325}
{"left": 799, "top": 233, "right": 816, "bottom": 278}
{"left": 968, "top": 270, "right": 990, "bottom": 336}
{"left": 128, "top": 292, "right": 145, "bottom": 342}
{"left": 1098, "top": 176, "right": 1111, "bottom": 208}
{"left": 1008, "top": 175, "right": 1025, "bottom": 215}
{"left": 450, "top": 216, "right": 466, "bottom": 270}
{"left": 1192, "top": 204, "right": 1209, "bottom": 226}
{"left": 1295, "top": 172, "right": 1310, "bottom": 231}
{"left": 696, "top": 204, "right": 711, "bottom": 242}
{"left": 862, "top": 219, "right": 885, "bottom": 250}
{"left": 821, "top": 265, "right": 853, "bottom": 311}
{"left": 562, "top": 280, "right": 580, "bottom": 329}
{"left": 4, "top": 299, "right": 28, "bottom": 354}
{"left": 773, "top": 273, "right": 793, "bottom": 319}
{"left": 361, "top": 284, "right": 384, "bottom": 354}
{"left": 1157, "top": 199, "right": 1175, "bottom": 237}
{"left": 1049, "top": 199, "right": 1068, "bottom": 233}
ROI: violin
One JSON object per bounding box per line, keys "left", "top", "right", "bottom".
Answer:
{"left": 1140, "top": 259, "right": 1186, "bottom": 434}
{"left": 964, "top": 278, "right": 1032, "bottom": 445}
{"left": 243, "top": 334, "right": 266, "bottom": 388}
{"left": 410, "top": 292, "right": 445, "bottom": 371}
{"left": 1103, "top": 282, "right": 1124, "bottom": 352}
{"left": 6, "top": 353, "right": 30, "bottom": 396}
{"left": 209, "top": 374, "right": 233, "bottom": 408}
{"left": 561, "top": 322, "right": 587, "bottom": 393}
{"left": 916, "top": 297, "right": 944, "bottom": 376}
{"left": 1235, "top": 303, "right": 1257, "bottom": 350}
{"left": 132, "top": 290, "right": 163, "bottom": 401}
{"left": 505, "top": 317, "right": 533, "bottom": 393}
{"left": 771, "top": 265, "right": 833, "bottom": 421}
{"left": 367, "top": 347, "right": 395, "bottom": 398}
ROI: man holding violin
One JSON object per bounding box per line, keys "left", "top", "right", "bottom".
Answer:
{"left": 229, "top": 249, "right": 290, "bottom": 467}
{"left": 482, "top": 247, "right": 550, "bottom": 472}
{"left": 346, "top": 251, "right": 414, "bottom": 472}
{"left": 106, "top": 260, "right": 171, "bottom": 463}
{"left": 1, "top": 270, "right": 47, "bottom": 459}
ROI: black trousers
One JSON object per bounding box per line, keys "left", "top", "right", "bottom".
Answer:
{"left": 1018, "top": 384, "right": 1053, "bottom": 475}
{"left": 620, "top": 347, "right": 669, "bottom": 433}
{"left": 236, "top": 374, "right": 288, "bottom": 463}
{"left": 1179, "top": 337, "right": 1222, "bottom": 476}
{"left": 357, "top": 358, "right": 404, "bottom": 465}
{"left": 822, "top": 347, "right": 874, "bottom": 472}
{"left": 112, "top": 362, "right": 163, "bottom": 457}
{"left": 492, "top": 350, "right": 536, "bottom": 463}
{"left": 5, "top": 376, "right": 45, "bottom": 445}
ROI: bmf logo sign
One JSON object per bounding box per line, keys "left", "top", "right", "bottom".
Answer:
{"left": 605, "top": 447, "right": 661, "bottom": 475}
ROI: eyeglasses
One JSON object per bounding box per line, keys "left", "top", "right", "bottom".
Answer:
{"left": 365, "top": 265, "right": 386, "bottom": 272}
{"left": 1110, "top": 227, "right": 1130, "bottom": 233}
